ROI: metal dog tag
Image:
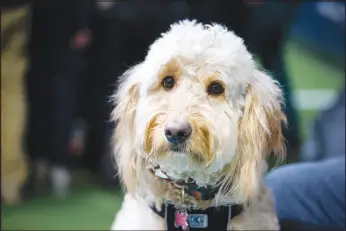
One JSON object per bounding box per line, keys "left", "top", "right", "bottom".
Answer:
{"left": 188, "top": 214, "right": 208, "bottom": 228}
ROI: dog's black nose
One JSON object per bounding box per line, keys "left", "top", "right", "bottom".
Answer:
{"left": 164, "top": 121, "right": 192, "bottom": 144}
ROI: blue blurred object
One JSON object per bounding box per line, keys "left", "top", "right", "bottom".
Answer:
{"left": 300, "top": 88, "right": 345, "bottom": 162}
{"left": 290, "top": 2, "right": 345, "bottom": 57}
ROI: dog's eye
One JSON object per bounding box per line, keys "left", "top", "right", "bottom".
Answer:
{"left": 162, "top": 76, "right": 175, "bottom": 89}
{"left": 207, "top": 82, "right": 224, "bottom": 95}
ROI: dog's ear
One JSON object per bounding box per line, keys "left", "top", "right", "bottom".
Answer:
{"left": 223, "top": 70, "right": 286, "bottom": 203}
{"left": 111, "top": 65, "right": 141, "bottom": 193}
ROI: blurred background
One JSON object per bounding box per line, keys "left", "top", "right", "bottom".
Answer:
{"left": 1, "top": 1, "right": 344, "bottom": 230}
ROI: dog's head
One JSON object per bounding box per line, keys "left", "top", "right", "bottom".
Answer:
{"left": 112, "top": 20, "right": 286, "bottom": 203}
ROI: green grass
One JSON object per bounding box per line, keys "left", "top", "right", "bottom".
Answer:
{"left": 1, "top": 171, "right": 124, "bottom": 231}
{"left": 2, "top": 41, "right": 344, "bottom": 230}
{"left": 2, "top": 187, "right": 122, "bottom": 230}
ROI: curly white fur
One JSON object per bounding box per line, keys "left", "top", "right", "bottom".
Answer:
{"left": 110, "top": 20, "right": 286, "bottom": 230}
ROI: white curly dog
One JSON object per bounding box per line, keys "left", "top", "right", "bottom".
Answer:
{"left": 110, "top": 20, "right": 286, "bottom": 230}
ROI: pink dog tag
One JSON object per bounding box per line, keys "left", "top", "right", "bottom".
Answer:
{"left": 174, "top": 209, "right": 189, "bottom": 230}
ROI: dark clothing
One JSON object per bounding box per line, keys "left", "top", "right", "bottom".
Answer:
{"left": 25, "top": 0, "right": 93, "bottom": 167}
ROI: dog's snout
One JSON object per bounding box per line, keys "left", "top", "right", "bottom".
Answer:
{"left": 164, "top": 121, "right": 192, "bottom": 144}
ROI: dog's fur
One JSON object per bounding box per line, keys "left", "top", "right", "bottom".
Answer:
{"left": 1, "top": 5, "right": 30, "bottom": 204}
{"left": 111, "top": 20, "right": 286, "bottom": 230}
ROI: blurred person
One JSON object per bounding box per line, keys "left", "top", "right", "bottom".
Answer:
{"left": 24, "top": 0, "right": 94, "bottom": 197}
{"left": 266, "top": 88, "right": 345, "bottom": 229}
{"left": 1, "top": 3, "right": 30, "bottom": 204}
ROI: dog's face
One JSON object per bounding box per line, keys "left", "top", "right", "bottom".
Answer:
{"left": 112, "top": 21, "right": 286, "bottom": 202}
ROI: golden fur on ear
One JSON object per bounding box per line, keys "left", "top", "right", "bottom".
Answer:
{"left": 111, "top": 66, "right": 141, "bottom": 193}
{"left": 220, "top": 70, "right": 286, "bottom": 203}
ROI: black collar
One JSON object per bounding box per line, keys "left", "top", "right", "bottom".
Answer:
{"left": 150, "top": 167, "right": 219, "bottom": 200}
{"left": 151, "top": 203, "right": 244, "bottom": 231}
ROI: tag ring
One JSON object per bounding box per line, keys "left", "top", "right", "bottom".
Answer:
{"left": 181, "top": 187, "right": 185, "bottom": 203}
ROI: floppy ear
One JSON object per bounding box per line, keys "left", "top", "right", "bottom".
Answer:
{"left": 111, "top": 65, "right": 141, "bottom": 193}
{"left": 222, "top": 70, "right": 286, "bottom": 203}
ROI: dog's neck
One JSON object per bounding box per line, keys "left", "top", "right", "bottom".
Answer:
{"left": 149, "top": 166, "right": 220, "bottom": 201}
{"left": 144, "top": 166, "right": 234, "bottom": 210}
{"left": 140, "top": 160, "right": 253, "bottom": 209}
